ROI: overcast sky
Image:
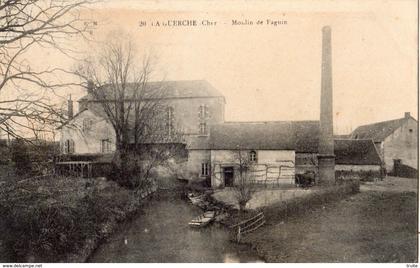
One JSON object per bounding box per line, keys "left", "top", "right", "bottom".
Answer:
{"left": 28, "top": 0, "right": 417, "bottom": 135}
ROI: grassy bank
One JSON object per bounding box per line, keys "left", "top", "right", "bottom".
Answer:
{"left": 214, "top": 180, "right": 359, "bottom": 227}
{"left": 261, "top": 180, "right": 359, "bottom": 225}
{"left": 240, "top": 184, "right": 417, "bottom": 262}
{"left": 0, "top": 176, "right": 146, "bottom": 262}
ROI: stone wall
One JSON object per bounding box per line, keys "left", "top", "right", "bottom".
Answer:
{"left": 185, "top": 149, "right": 211, "bottom": 180}
{"left": 335, "top": 164, "right": 381, "bottom": 172}
{"left": 82, "top": 96, "right": 225, "bottom": 138}
{"left": 162, "top": 97, "right": 225, "bottom": 135}
{"left": 383, "top": 118, "right": 418, "bottom": 171}
{"left": 210, "top": 149, "right": 295, "bottom": 188}
{"left": 60, "top": 110, "right": 116, "bottom": 154}
{"left": 64, "top": 96, "right": 225, "bottom": 155}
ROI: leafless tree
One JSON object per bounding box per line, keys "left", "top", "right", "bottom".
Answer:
{"left": 232, "top": 149, "right": 257, "bottom": 212}
{"left": 0, "top": 0, "right": 95, "bottom": 140}
{"left": 75, "top": 36, "right": 184, "bottom": 188}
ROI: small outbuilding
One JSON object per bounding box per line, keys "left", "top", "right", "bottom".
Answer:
{"left": 334, "top": 139, "right": 383, "bottom": 179}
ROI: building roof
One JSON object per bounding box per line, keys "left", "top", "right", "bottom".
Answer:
{"left": 334, "top": 139, "right": 382, "bottom": 165}
{"left": 78, "top": 80, "right": 224, "bottom": 102}
{"left": 351, "top": 114, "right": 416, "bottom": 142}
{"left": 209, "top": 121, "right": 320, "bottom": 153}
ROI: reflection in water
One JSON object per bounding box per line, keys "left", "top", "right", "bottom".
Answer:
{"left": 89, "top": 191, "right": 263, "bottom": 263}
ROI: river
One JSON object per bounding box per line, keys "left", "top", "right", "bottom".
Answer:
{"left": 88, "top": 191, "right": 263, "bottom": 263}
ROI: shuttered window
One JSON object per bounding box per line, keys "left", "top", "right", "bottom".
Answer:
{"left": 83, "top": 118, "right": 93, "bottom": 132}
{"left": 198, "top": 104, "right": 210, "bottom": 119}
{"left": 249, "top": 150, "right": 257, "bottom": 162}
{"left": 201, "top": 163, "right": 210, "bottom": 176}
{"left": 166, "top": 106, "right": 174, "bottom": 136}
{"left": 100, "top": 139, "right": 111, "bottom": 153}
{"left": 199, "top": 122, "right": 207, "bottom": 135}
{"left": 63, "top": 139, "right": 75, "bottom": 154}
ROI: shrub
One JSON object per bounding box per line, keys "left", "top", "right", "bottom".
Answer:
{"left": 186, "top": 177, "right": 208, "bottom": 193}
{"left": 0, "top": 176, "right": 139, "bottom": 262}
{"left": 10, "top": 139, "right": 32, "bottom": 176}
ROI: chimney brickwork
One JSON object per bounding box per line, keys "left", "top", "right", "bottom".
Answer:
{"left": 68, "top": 95, "right": 73, "bottom": 120}
{"left": 318, "top": 26, "right": 336, "bottom": 185}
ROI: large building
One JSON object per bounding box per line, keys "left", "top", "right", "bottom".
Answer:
{"left": 57, "top": 26, "right": 387, "bottom": 186}
{"left": 351, "top": 112, "right": 418, "bottom": 176}
{"left": 59, "top": 80, "right": 225, "bottom": 155}
{"left": 58, "top": 78, "right": 383, "bottom": 186}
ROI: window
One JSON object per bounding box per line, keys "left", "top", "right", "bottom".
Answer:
{"left": 249, "top": 150, "right": 257, "bottom": 162}
{"left": 198, "top": 104, "right": 210, "bottom": 119}
{"left": 199, "top": 122, "right": 207, "bottom": 135}
{"left": 166, "top": 106, "right": 174, "bottom": 136}
{"left": 83, "top": 118, "right": 93, "bottom": 132}
{"left": 201, "top": 163, "right": 210, "bottom": 176}
{"left": 63, "top": 139, "right": 75, "bottom": 154}
{"left": 100, "top": 139, "right": 111, "bottom": 153}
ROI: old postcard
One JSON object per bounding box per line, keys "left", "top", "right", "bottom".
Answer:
{"left": 0, "top": 0, "right": 417, "bottom": 265}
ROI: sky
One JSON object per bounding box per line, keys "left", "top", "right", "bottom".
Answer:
{"left": 25, "top": 0, "right": 418, "bottom": 135}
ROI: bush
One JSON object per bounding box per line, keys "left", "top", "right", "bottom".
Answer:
{"left": 0, "top": 176, "right": 140, "bottom": 262}
{"left": 107, "top": 151, "right": 154, "bottom": 189}
{"left": 336, "top": 170, "right": 381, "bottom": 182}
{"left": 186, "top": 177, "right": 208, "bottom": 193}
{"left": 10, "top": 139, "right": 32, "bottom": 176}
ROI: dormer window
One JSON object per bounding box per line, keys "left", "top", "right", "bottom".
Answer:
{"left": 249, "top": 150, "right": 257, "bottom": 162}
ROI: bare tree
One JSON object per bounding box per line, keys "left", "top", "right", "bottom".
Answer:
{"left": 75, "top": 36, "right": 183, "bottom": 188}
{"left": 232, "top": 149, "right": 257, "bottom": 212}
{"left": 0, "top": 0, "right": 95, "bottom": 140}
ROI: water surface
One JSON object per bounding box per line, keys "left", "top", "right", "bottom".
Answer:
{"left": 89, "top": 191, "right": 263, "bottom": 263}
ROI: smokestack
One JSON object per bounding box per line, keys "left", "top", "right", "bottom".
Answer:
{"left": 68, "top": 95, "right": 73, "bottom": 120}
{"left": 318, "top": 25, "right": 335, "bottom": 185}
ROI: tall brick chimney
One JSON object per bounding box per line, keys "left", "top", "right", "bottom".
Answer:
{"left": 68, "top": 95, "right": 73, "bottom": 120}
{"left": 318, "top": 26, "right": 335, "bottom": 184}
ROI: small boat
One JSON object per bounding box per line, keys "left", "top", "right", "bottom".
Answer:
{"left": 188, "top": 211, "right": 216, "bottom": 227}
{"left": 187, "top": 193, "right": 206, "bottom": 206}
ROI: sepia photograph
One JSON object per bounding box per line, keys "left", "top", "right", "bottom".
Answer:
{"left": 0, "top": 0, "right": 418, "bottom": 265}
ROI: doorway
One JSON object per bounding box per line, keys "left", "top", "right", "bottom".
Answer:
{"left": 223, "top": 166, "right": 234, "bottom": 187}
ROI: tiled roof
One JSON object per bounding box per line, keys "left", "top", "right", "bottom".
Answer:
{"left": 334, "top": 139, "right": 382, "bottom": 165}
{"left": 208, "top": 121, "right": 320, "bottom": 153}
{"left": 78, "top": 80, "right": 224, "bottom": 102}
{"left": 351, "top": 116, "right": 415, "bottom": 142}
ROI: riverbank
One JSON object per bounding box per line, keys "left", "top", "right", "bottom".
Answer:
{"left": 88, "top": 190, "right": 263, "bottom": 262}
{"left": 0, "top": 176, "right": 156, "bottom": 262}
{"left": 240, "top": 178, "right": 417, "bottom": 262}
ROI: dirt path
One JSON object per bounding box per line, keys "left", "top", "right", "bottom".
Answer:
{"left": 243, "top": 177, "right": 418, "bottom": 262}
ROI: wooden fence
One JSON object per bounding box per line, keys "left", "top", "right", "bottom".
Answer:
{"left": 230, "top": 212, "right": 265, "bottom": 242}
